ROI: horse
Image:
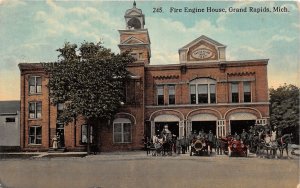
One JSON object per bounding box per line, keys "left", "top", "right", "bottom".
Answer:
{"left": 262, "top": 134, "right": 278, "bottom": 158}
{"left": 276, "top": 133, "right": 293, "bottom": 159}
{"left": 161, "top": 139, "right": 173, "bottom": 156}
{"left": 161, "top": 134, "right": 173, "bottom": 156}
{"left": 151, "top": 135, "right": 163, "bottom": 156}
{"left": 250, "top": 132, "right": 268, "bottom": 158}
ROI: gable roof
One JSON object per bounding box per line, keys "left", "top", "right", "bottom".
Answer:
{"left": 0, "top": 101, "right": 20, "bottom": 114}
{"left": 121, "top": 36, "right": 146, "bottom": 45}
{"left": 179, "top": 35, "right": 226, "bottom": 51}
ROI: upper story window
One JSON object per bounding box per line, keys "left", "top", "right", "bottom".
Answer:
{"left": 168, "top": 85, "right": 175, "bottom": 105}
{"left": 57, "top": 103, "right": 64, "bottom": 119}
{"left": 29, "top": 102, "right": 42, "bottom": 119}
{"left": 130, "top": 52, "right": 144, "bottom": 61}
{"left": 198, "top": 84, "right": 208, "bottom": 103}
{"left": 139, "top": 53, "right": 143, "bottom": 60}
{"left": 57, "top": 103, "right": 64, "bottom": 112}
{"left": 189, "top": 78, "right": 216, "bottom": 104}
{"left": 157, "top": 85, "right": 164, "bottom": 105}
{"left": 231, "top": 83, "right": 239, "bottom": 103}
{"left": 243, "top": 82, "right": 251, "bottom": 102}
{"left": 5, "top": 117, "right": 15, "bottom": 123}
{"left": 190, "top": 85, "right": 196, "bottom": 104}
{"left": 29, "top": 76, "right": 42, "bottom": 94}
{"left": 210, "top": 84, "right": 216, "bottom": 103}
{"left": 131, "top": 53, "right": 138, "bottom": 60}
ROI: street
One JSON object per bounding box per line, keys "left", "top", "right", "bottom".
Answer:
{"left": 0, "top": 152, "right": 299, "bottom": 188}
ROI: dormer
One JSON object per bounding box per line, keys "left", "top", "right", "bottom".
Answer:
{"left": 179, "top": 35, "right": 226, "bottom": 64}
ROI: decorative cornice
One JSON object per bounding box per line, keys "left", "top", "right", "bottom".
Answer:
{"left": 227, "top": 72, "right": 256, "bottom": 77}
{"left": 153, "top": 75, "right": 179, "bottom": 80}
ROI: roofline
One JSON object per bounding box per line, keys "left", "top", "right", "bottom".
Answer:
{"left": 118, "top": 29, "right": 151, "bottom": 44}
{"left": 147, "top": 59, "right": 269, "bottom": 67}
{"left": 179, "top": 35, "right": 226, "bottom": 50}
{"left": 0, "top": 113, "right": 18, "bottom": 116}
{"left": 0, "top": 100, "right": 20, "bottom": 102}
{"left": 146, "top": 59, "right": 268, "bottom": 70}
{"left": 118, "top": 29, "right": 149, "bottom": 34}
{"left": 18, "top": 63, "right": 45, "bottom": 71}
{"left": 225, "top": 59, "right": 269, "bottom": 64}
{"left": 118, "top": 43, "right": 150, "bottom": 46}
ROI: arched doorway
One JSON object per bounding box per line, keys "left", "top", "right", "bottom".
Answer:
{"left": 154, "top": 114, "right": 180, "bottom": 138}
{"left": 190, "top": 114, "right": 218, "bottom": 135}
{"left": 228, "top": 112, "right": 257, "bottom": 134}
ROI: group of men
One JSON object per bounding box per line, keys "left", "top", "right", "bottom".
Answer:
{"left": 144, "top": 125, "right": 218, "bottom": 155}
{"left": 144, "top": 124, "right": 287, "bottom": 156}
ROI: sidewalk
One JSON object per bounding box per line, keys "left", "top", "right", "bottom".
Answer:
{"left": 1, "top": 147, "right": 299, "bottom": 160}
{"left": 0, "top": 151, "right": 87, "bottom": 159}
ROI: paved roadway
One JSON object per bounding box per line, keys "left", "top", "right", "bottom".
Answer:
{"left": 0, "top": 152, "right": 299, "bottom": 188}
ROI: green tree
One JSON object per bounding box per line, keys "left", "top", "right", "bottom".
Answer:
{"left": 269, "top": 84, "right": 299, "bottom": 143}
{"left": 43, "top": 42, "right": 134, "bottom": 153}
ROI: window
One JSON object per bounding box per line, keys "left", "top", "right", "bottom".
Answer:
{"left": 125, "top": 80, "right": 136, "bottom": 104}
{"left": 231, "top": 83, "right": 239, "bottom": 103}
{"left": 29, "top": 102, "right": 42, "bottom": 119}
{"left": 168, "top": 85, "right": 175, "bottom": 105}
{"left": 198, "top": 84, "right": 208, "bottom": 103}
{"left": 113, "top": 118, "right": 132, "bottom": 143}
{"left": 243, "top": 82, "right": 251, "bottom": 102}
{"left": 29, "top": 76, "right": 42, "bottom": 94}
{"left": 189, "top": 78, "right": 216, "bottom": 104}
{"left": 210, "top": 84, "right": 216, "bottom": 104}
{"left": 81, "top": 124, "right": 93, "bottom": 144}
{"left": 57, "top": 103, "right": 64, "bottom": 119}
{"left": 157, "top": 85, "right": 164, "bottom": 105}
{"left": 130, "top": 53, "right": 138, "bottom": 60}
{"left": 190, "top": 85, "right": 196, "bottom": 104}
{"left": 139, "top": 53, "right": 143, "bottom": 60}
{"left": 5, "top": 117, "right": 15, "bottom": 122}
{"left": 29, "top": 126, "right": 42, "bottom": 144}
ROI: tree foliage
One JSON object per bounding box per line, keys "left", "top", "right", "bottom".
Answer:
{"left": 269, "top": 84, "right": 299, "bottom": 130}
{"left": 43, "top": 42, "right": 134, "bottom": 124}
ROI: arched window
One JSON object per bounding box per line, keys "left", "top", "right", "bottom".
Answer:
{"left": 189, "top": 78, "right": 216, "bottom": 104}
{"left": 113, "top": 118, "right": 132, "bottom": 143}
{"left": 127, "top": 17, "right": 141, "bottom": 29}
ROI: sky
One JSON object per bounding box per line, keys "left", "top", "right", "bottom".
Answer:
{"left": 0, "top": 0, "right": 299, "bottom": 100}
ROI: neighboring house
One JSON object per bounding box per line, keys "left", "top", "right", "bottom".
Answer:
{"left": 18, "top": 3, "right": 269, "bottom": 152}
{"left": 0, "top": 101, "right": 20, "bottom": 151}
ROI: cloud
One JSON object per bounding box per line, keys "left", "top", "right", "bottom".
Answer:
{"left": 292, "top": 23, "right": 300, "bottom": 29}
{"left": 0, "top": 0, "right": 26, "bottom": 7}
{"left": 147, "top": 16, "right": 227, "bottom": 65}
{"left": 271, "top": 35, "right": 296, "bottom": 42}
{"left": 33, "top": 2, "right": 122, "bottom": 46}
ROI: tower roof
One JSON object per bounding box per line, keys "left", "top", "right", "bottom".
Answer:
{"left": 125, "top": 1, "right": 143, "bottom": 15}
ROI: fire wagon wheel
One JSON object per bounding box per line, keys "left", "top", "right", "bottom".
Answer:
{"left": 207, "top": 145, "right": 211, "bottom": 156}
{"left": 228, "top": 147, "right": 232, "bottom": 157}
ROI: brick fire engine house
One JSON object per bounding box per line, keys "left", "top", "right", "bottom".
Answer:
{"left": 19, "top": 3, "right": 269, "bottom": 152}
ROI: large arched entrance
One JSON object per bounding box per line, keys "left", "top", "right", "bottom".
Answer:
{"left": 154, "top": 114, "right": 180, "bottom": 138}
{"left": 190, "top": 114, "right": 218, "bottom": 135}
{"left": 228, "top": 112, "right": 257, "bottom": 134}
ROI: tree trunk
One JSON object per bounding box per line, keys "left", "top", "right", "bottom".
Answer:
{"left": 87, "top": 123, "right": 91, "bottom": 154}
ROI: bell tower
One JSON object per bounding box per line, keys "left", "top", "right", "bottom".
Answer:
{"left": 118, "top": 1, "right": 151, "bottom": 64}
